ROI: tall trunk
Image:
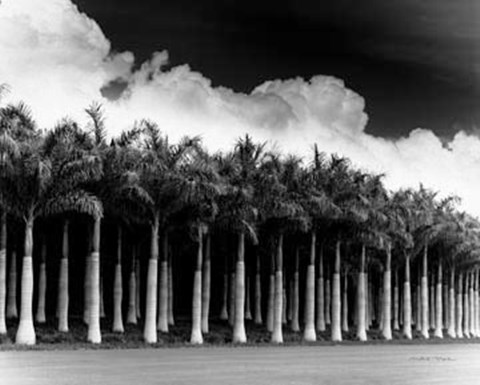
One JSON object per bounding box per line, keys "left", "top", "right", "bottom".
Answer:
{"left": 254, "top": 252, "right": 262, "bottom": 325}
{"left": 474, "top": 270, "right": 479, "bottom": 337}
{"left": 190, "top": 225, "right": 203, "bottom": 344}
{"left": 87, "top": 217, "right": 102, "bottom": 343}
{"left": 282, "top": 278, "right": 287, "bottom": 324}
{"left": 266, "top": 251, "right": 275, "bottom": 332}
{"left": 83, "top": 225, "right": 93, "bottom": 325}
{"left": 356, "top": 244, "right": 367, "bottom": 341}
{"left": 113, "top": 225, "right": 124, "bottom": 333}
{"left": 447, "top": 267, "right": 456, "bottom": 338}
{"left": 201, "top": 232, "right": 211, "bottom": 333}
{"left": 135, "top": 252, "right": 142, "bottom": 320}
{"left": 167, "top": 253, "right": 174, "bottom": 326}
{"left": 393, "top": 268, "right": 400, "bottom": 331}
{"left": 469, "top": 272, "right": 475, "bottom": 337}
{"left": 7, "top": 250, "right": 17, "bottom": 319}
{"left": 127, "top": 246, "right": 137, "bottom": 325}
{"left": 0, "top": 212, "right": 7, "bottom": 333}
{"left": 429, "top": 273, "right": 435, "bottom": 330}
{"left": 219, "top": 258, "right": 228, "bottom": 321}
{"left": 415, "top": 274, "right": 422, "bottom": 332}
{"left": 456, "top": 272, "right": 463, "bottom": 338}
{"left": 365, "top": 268, "right": 370, "bottom": 330}
{"left": 157, "top": 230, "right": 168, "bottom": 333}
{"left": 271, "top": 233, "right": 284, "bottom": 343}
{"left": 288, "top": 277, "right": 293, "bottom": 322}
{"left": 331, "top": 239, "right": 342, "bottom": 342}
{"left": 463, "top": 273, "right": 470, "bottom": 338}
{"left": 402, "top": 255, "right": 412, "bottom": 339}
{"left": 434, "top": 262, "right": 443, "bottom": 338}
{"left": 342, "top": 272, "right": 349, "bottom": 332}
{"left": 144, "top": 217, "right": 159, "bottom": 343}
{"left": 35, "top": 235, "right": 47, "bottom": 324}
{"left": 99, "top": 272, "right": 105, "bottom": 319}
{"left": 443, "top": 278, "right": 449, "bottom": 330}
{"left": 325, "top": 266, "right": 331, "bottom": 326}
{"left": 421, "top": 242, "right": 429, "bottom": 339}
{"left": 367, "top": 274, "right": 373, "bottom": 328}
{"left": 58, "top": 220, "right": 69, "bottom": 332}
{"left": 291, "top": 246, "right": 300, "bottom": 333}
{"left": 228, "top": 266, "right": 235, "bottom": 327}
{"left": 245, "top": 275, "right": 252, "bottom": 321}
{"left": 233, "top": 231, "right": 246, "bottom": 343}
{"left": 382, "top": 243, "right": 392, "bottom": 340}
{"left": 15, "top": 214, "right": 36, "bottom": 345}
{"left": 316, "top": 243, "right": 325, "bottom": 332}
{"left": 303, "top": 231, "right": 315, "bottom": 340}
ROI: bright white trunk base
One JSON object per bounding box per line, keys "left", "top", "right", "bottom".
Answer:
{"left": 157, "top": 261, "right": 168, "bottom": 333}
{"left": 233, "top": 261, "right": 246, "bottom": 343}
{"left": 15, "top": 257, "right": 36, "bottom": 345}
{"left": 143, "top": 258, "right": 158, "bottom": 344}
{"left": 57, "top": 258, "right": 69, "bottom": 332}
{"left": 113, "top": 263, "right": 124, "bottom": 333}
{"left": 303, "top": 265, "right": 315, "bottom": 341}
{"left": 35, "top": 262, "right": 47, "bottom": 324}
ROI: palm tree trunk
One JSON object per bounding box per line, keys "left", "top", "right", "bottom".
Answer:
{"left": 403, "top": 255, "right": 412, "bottom": 339}
{"left": 99, "top": 272, "right": 105, "bottom": 319}
{"left": 168, "top": 254, "right": 174, "bottom": 326}
{"left": 219, "top": 260, "right": 228, "bottom": 321}
{"left": 88, "top": 217, "right": 102, "bottom": 343}
{"left": 469, "top": 272, "right": 475, "bottom": 337}
{"left": 303, "top": 231, "right": 315, "bottom": 341}
{"left": 157, "top": 230, "right": 168, "bottom": 333}
{"left": 266, "top": 251, "right": 275, "bottom": 332}
{"left": 254, "top": 252, "right": 262, "bottom": 325}
{"left": 0, "top": 212, "right": 7, "bottom": 334}
{"left": 291, "top": 246, "right": 300, "bottom": 333}
{"left": 245, "top": 276, "right": 252, "bottom": 321}
{"left": 201, "top": 232, "right": 211, "bottom": 333}
{"left": 271, "top": 233, "right": 284, "bottom": 343}
{"left": 83, "top": 226, "right": 93, "bottom": 325}
{"left": 474, "top": 270, "right": 479, "bottom": 337}
{"left": 365, "top": 269, "right": 370, "bottom": 329}
{"left": 233, "top": 231, "right": 246, "bottom": 343}
{"left": 415, "top": 276, "right": 422, "bottom": 332}
{"left": 325, "top": 268, "right": 331, "bottom": 326}
{"left": 456, "top": 272, "right": 463, "bottom": 338}
{"left": 58, "top": 220, "right": 69, "bottom": 332}
{"left": 430, "top": 274, "right": 435, "bottom": 330}
{"left": 127, "top": 247, "right": 137, "bottom": 325}
{"left": 113, "top": 225, "right": 124, "bottom": 333}
{"left": 228, "top": 261, "right": 235, "bottom": 327}
{"left": 463, "top": 273, "right": 470, "bottom": 338}
{"left": 443, "top": 279, "right": 449, "bottom": 330}
{"left": 136, "top": 255, "right": 142, "bottom": 320}
{"left": 316, "top": 243, "right": 325, "bottom": 332}
{"left": 190, "top": 225, "right": 203, "bottom": 344}
{"left": 342, "top": 272, "right": 349, "bottom": 332}
{"left": 15, "top": 214, "right": 36, "bottom": 345}
{"left": 434, "top": 262, "right": 443, "bottom": 338}
{"left": 393, "top": 268, "right": 400, "bottom": 330}
{"left": 7, "top": 250, "right": 18, "bottom": 319}
{"left": 144, "top": 216, "right": 159, "bottom": 343}
{"left": 421, "top": 243, "right": 429, "bottom": 339}
{"left": 282, "top": 280, "right": 287, "bottom": 324}
{"left": 356, "top": 244, "right": 367, "bottom": 341}
{"left": 331, "top": 239, "right": 342, "bottom": 342}
{"left": 381, "top": 243, "right": 392, "bottom": 339}
{"left": 35, "top": 236, "right": 47, "bottom": 324}
{"left": 447, "top": 267, "right": 456, "bottom": 338}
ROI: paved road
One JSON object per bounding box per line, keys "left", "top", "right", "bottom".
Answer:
{"left": 1, "top": 345, "right": 479, "bottom": 385}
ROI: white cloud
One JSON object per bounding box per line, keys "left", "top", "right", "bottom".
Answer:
{"left": 1, "top": 0, "right": 480, "bottom": 217}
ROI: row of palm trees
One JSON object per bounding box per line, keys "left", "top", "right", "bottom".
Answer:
{"left": 1, "top": 92, "right": 480, "bottom": 346}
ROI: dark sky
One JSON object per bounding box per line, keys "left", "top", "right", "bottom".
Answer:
{"left": 73, "top": 0, "right": 480, "bottom": 139}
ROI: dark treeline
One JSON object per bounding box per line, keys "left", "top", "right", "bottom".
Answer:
{"left": 1, "top": 95, "right": 480, "bottom": 346}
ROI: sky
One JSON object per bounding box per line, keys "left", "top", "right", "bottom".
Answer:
{"left": 1, "top": 0, "right": 480, "bottom": 216}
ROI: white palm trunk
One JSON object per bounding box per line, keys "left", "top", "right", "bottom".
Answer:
{"left": 342, "top": 273, "right": 349, "bottom": 333}
{"left": 291, "top": 269, "right": 300, "bottom": 332}
{"left": 415, "top": 282, "right": 422, "bottom": 331}
{"left": 443, "top": 281, "right": 449, "bottom": 330}
{"left": 83, "top": 251, "right": 92, "bottom": 325}
{"left": 144, "top": 218, "right": 159, "bottom": 344}
{"left": 35, "top": 237, "right": 47, "bottom": 324}
{"left": 469, "top": 272, "right": 475, "bottom": 337}
{"left": 434, "top": 262, "right": 443, "bottom": 338}
{"left": 58, "top": 220, "right": 69, "bottom": 332}
{"left": 421, "top": 244, "right": 429, "bottom": 339}
{"left": 233, "top": 231, "right": 247, "bottom": 343}
{"left": 331, "top": 240, "right": 342, "bottom": 342}
{"left": 7, "top": 250, "right": 18, "bottom": 319}
{"left": 245, "top": 276, "right": 252, "bottom": 321}
{"left": 316, "top": 244, "right": 325, "bottom": 332}
{"left": 113, "top": 226, "right": 124, "bottom": 333}
{"left": 271, "top": 234, "right": 284, "bottom": 343}
{"left": 190, "top": 226, "right": 204, "bottom": 345}
{"left": 254, "top": 253, "right": 262, "bottom": 325}
{"left": 0, "top": 212, "right": 7, "bottom": 334}
{"left": 393, "top": 269, "right": 400, "bottom": 331}
{"left": 136, "top": 257, "right": 142, "bottom": 320}
{"left": 126, "top": 257, "right": 137, "bottom": 325}
{"left": 429, "top": 276, "right": 435, "bottom": 330}
{"left": 356, "top": 244, "right": 367, "bottom": 341}
{"left": 219, "top": 268, "right": 228, "bottom": 321}
{"left": 303, "top": 232, "right": 316, "bottom": 340}
{"left": 87, "top": 218, "right": 102, "bottom": 344}
{"left": 228, "top": 270, "right": 235, "bottom": 327}
{"left": 157, "top": 232, "right": 168, "bottom": 333}
{"left": 403, "top": 255, "right": 412, "bottom": 339}
{"left": 456, "top": 273, "right": 463, "bottom": 338}
{"left": 167, "top": 256, "right": 174, "bottom": 326}
{"left": 266, "top": 262, "right": 275, "bottom": 332}
{"left": 201, "top": 233, "right": 211, "bottom": 333}
{"left": 447, "top": 268, "right": 456, "bottom": 338}
{"left": 282, "top": 283, "right": 287, "bottom": 325}
{"left": 15, "top": 217, "right": 36, "bottom": 345}
{"left": 474, "top": 270, "right": 479, "bottom": 337}
{"left": 463, "top": 274, "right": 470, "bottom": 338}
{"left": 325, "top": 277, "right": 331, "bottom": 326}
{"left": 381, "top": 244, "right": 392, "bottom": 340}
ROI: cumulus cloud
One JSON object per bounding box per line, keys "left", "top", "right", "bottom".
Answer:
{"left": 1, "top": 0, "right": 480, "bottom": 216}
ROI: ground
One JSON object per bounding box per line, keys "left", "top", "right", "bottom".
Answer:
{"left": 2, "top": 344, "right": 480, "bottom": 385}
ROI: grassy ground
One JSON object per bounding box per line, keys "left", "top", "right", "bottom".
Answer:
{"left": 2, "top": 317, "right": 480, "bottom": 351}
